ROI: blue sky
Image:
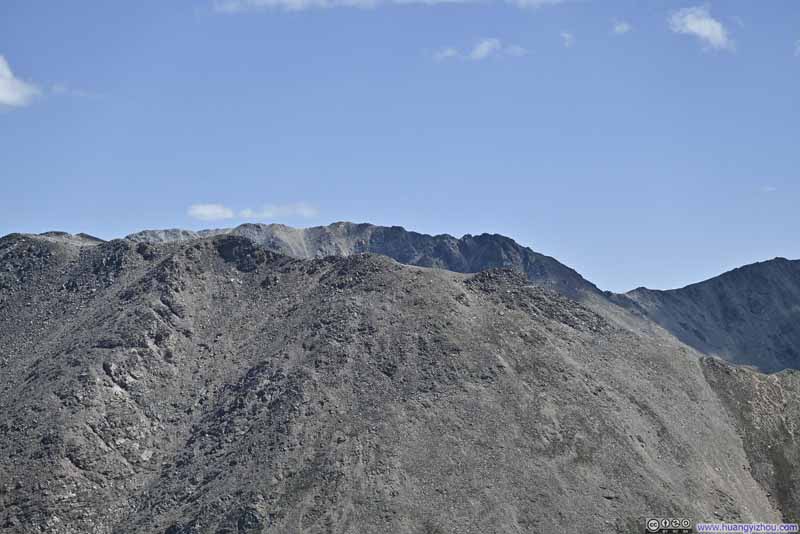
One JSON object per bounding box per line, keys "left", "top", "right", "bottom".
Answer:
{"left": 1, "top": 1, "right": 798, "bottom": 292}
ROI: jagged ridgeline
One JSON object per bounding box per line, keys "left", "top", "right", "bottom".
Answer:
{"left": 125, "top": 222, "right": 601, "bottom": 299}
{"left": 127, "top": 222, "right": 800, "bottom": 372}
{"left": 1, "top": 226, "right": 799, "bottom": 533}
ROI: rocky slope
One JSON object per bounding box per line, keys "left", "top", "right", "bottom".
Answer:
{"left": 126, "top": 222, "right": 600, "bottom": 299}
{"left": 702, "top": 358, "right": 800, "bottom": 521}
{"left": 1, "top": 231, "right": 799, "bottom": 533}
{"left": 619, "top": 258, "right": 800, "bottom": 372}
{"left": 127, "top": 223, "right": 800, "bottom": 373}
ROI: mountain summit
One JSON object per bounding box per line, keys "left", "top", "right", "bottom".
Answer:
{"left": 10, "top": 222, "right": 800, "bottom": 374}
{"left": 619, "top": 257, "right": 800, "bottom": 372}
{"left": 126, "top": 222, "right": 600, "bottom": 300}
{"left": 126, "top": 223, "right": 800, "bottom": 372}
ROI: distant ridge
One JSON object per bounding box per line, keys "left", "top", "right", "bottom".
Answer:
{"left": 6, "top": 223, "right": 800, "bottom": 371}
{"left": 618, "top": 257, "right": 800, "bottom": 372}
{"left": 126, "top": 222, "right": 601, "bottom": 299}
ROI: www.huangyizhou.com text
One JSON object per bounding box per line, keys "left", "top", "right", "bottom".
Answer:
{"left": 696, "top": 523, "right": 799, "bottom": 533}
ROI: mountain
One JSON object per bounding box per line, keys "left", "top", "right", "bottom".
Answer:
{"left": 11, "top": 224, "right": 800, "bottom": 372}
{"left": 1, "top": 231, "right": 799, "bottom": 533}
{"left": 619, "top": 258, "right": 800, "bottom": 372}
{"left": 127, "top": 223, "right": 800, "bottom": 372}
{"left": 126, "top": 222, "right": 600, "bottom": 299}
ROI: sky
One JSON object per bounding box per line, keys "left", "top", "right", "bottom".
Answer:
{"left": 1, "top": 1, "right": 798, "bottom": 292}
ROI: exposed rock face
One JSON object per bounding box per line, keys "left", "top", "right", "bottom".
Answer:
{"left": 1, "top": 231, "right": 797, "bottom": 533}
{"left": 619, "top": 258, "right": 800, "bottom": 372}
{"left": 126, "top": 222, "right": 600, "bottom": 299}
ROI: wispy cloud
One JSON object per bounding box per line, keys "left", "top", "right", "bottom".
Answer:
{"left": 0, "top": 55, "right": 40, "bottom": 108}
{"left": 505, "top": 0, "right": 564, "bottom": 8}
{"left": 434, "top": 38, "right": 528, "bottom": 62}
{"left": 240, "top": 202, "right": 318, "bottom": 219}
{"left": 795, "top": 40, "right": 800, "bottom": 57}
{"left": 504, "top": 44, "right": 528, "bottom": 57}
{"left": 215, "top": 0, "right": 371, "bottom": 10}
{"left": 668, "top": 5, "right": 734, "bottom": 51}
{"left": 214, "top": 0, "right": 468, "bottom": 10}
{"left": 216, "top": 0, "right": 559, "bottom": 10}
{"left": 394, "top": 0, "right": 475, "bottom": 4}
{"left": 188, "top": 204, "right": 235, "bottom": 221}
{"left": 560, "top": 31, "right": 574, "bottom": 48}
{"left": 612, "top": 20, "right": 632, "bottom": 35}
{"left": 760, "top": 186, "right": 778, "bottom": 194}
{"left": 469, "top": 38, "right": 503, "bottom": 60}
{"left": 188, "top": 202, "right": 318, "bottom": 221}
{"left": 50, "top": 83, "right": 98, "bottom": 99}
{"left": 433, "top": 47, "right": 460, "bottom": 61}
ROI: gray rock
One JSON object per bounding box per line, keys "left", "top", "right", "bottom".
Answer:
{"left": 617, "top": 258, "right": 800, "bottom": 371}
{"left": 126, "top": 222, "right": 600, "bottom": 299}
{"left": 0, "top": 230, "right": 797, "bottom": 533}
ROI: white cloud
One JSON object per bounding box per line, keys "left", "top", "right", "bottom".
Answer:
{"left": 0, "top": 55, "right": 40, "bottom": 108}
{"left": 760, "top": 186, "right": 778, "bottom": 194}
{"left": 504, "top": 44, "right": 528, "bottom": 57}
{"left": 214, "top": 0, "right": 467, "bottom": 10}
{"left": 216, "top": 0, "right": 555, "bottom": 10}
{"left": 188, "top": 202, "right": 317, "bottom": 221}
{"left": 240, "top": 202, "right": 318, "bottom": 219}
{"left": 434, "top": 39, "right": 527, "bottom": 62}
{"left": 470, "top": 38, "right": 503, "bottom": 61}
{"left": 214, "top": 0, "right": 375, "bottom": 11}
{"left": 433, "top": 47, "right": 460, "bottom": 62}
{"left": 668, "top": 5, "right": 734, "bottom": 51}
{"left": 505, "top": 0, "right": 563, "bottom": 8}
{"left": 51, "top": 83, "right": 97, "bottom": 98}
{"left": 560, "top": 31, "right": 574, "bottom": 48}
{"left": 394, "top": 0, "right": 475, "bottom": 4}
{"left": 188, "top": 204, "right": 235, "bottom": 221}
{"left": 613, "top": 20, "right": 632, "bottom": 35}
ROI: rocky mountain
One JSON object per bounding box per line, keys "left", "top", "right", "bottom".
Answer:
{"left": 1, "top": 230, "right": 799, "bottom": 533}
{"left": 128, "top": 223, "right": 800, "bottom": 373}
{"left": 126, "top": 222, "right": 600, "bottom": 299}
{"left": 619, "top": 258, "right": 800, "bottom": 372}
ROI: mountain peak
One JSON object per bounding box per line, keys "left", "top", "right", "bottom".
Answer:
{"left": 122, "top": 221, "right": 600, "bottom": 299}
{"left": 623, "top": 256, "right": 800, "bottom": 371}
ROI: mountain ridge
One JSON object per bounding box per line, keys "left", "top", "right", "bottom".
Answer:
{"left": 625, "top": 257, "right": 795, "bottom": 294}
{"left": 4, "top": 223, "right": 800, "bottom": 373}
{"left": 2, "top": 231, "right": 798, "bottom": 533}
{"left": 619, "top": 257, "right": 800, "bottom": 372}
{"left": 86, "top": 221, "right": 605, "bottom": 299}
